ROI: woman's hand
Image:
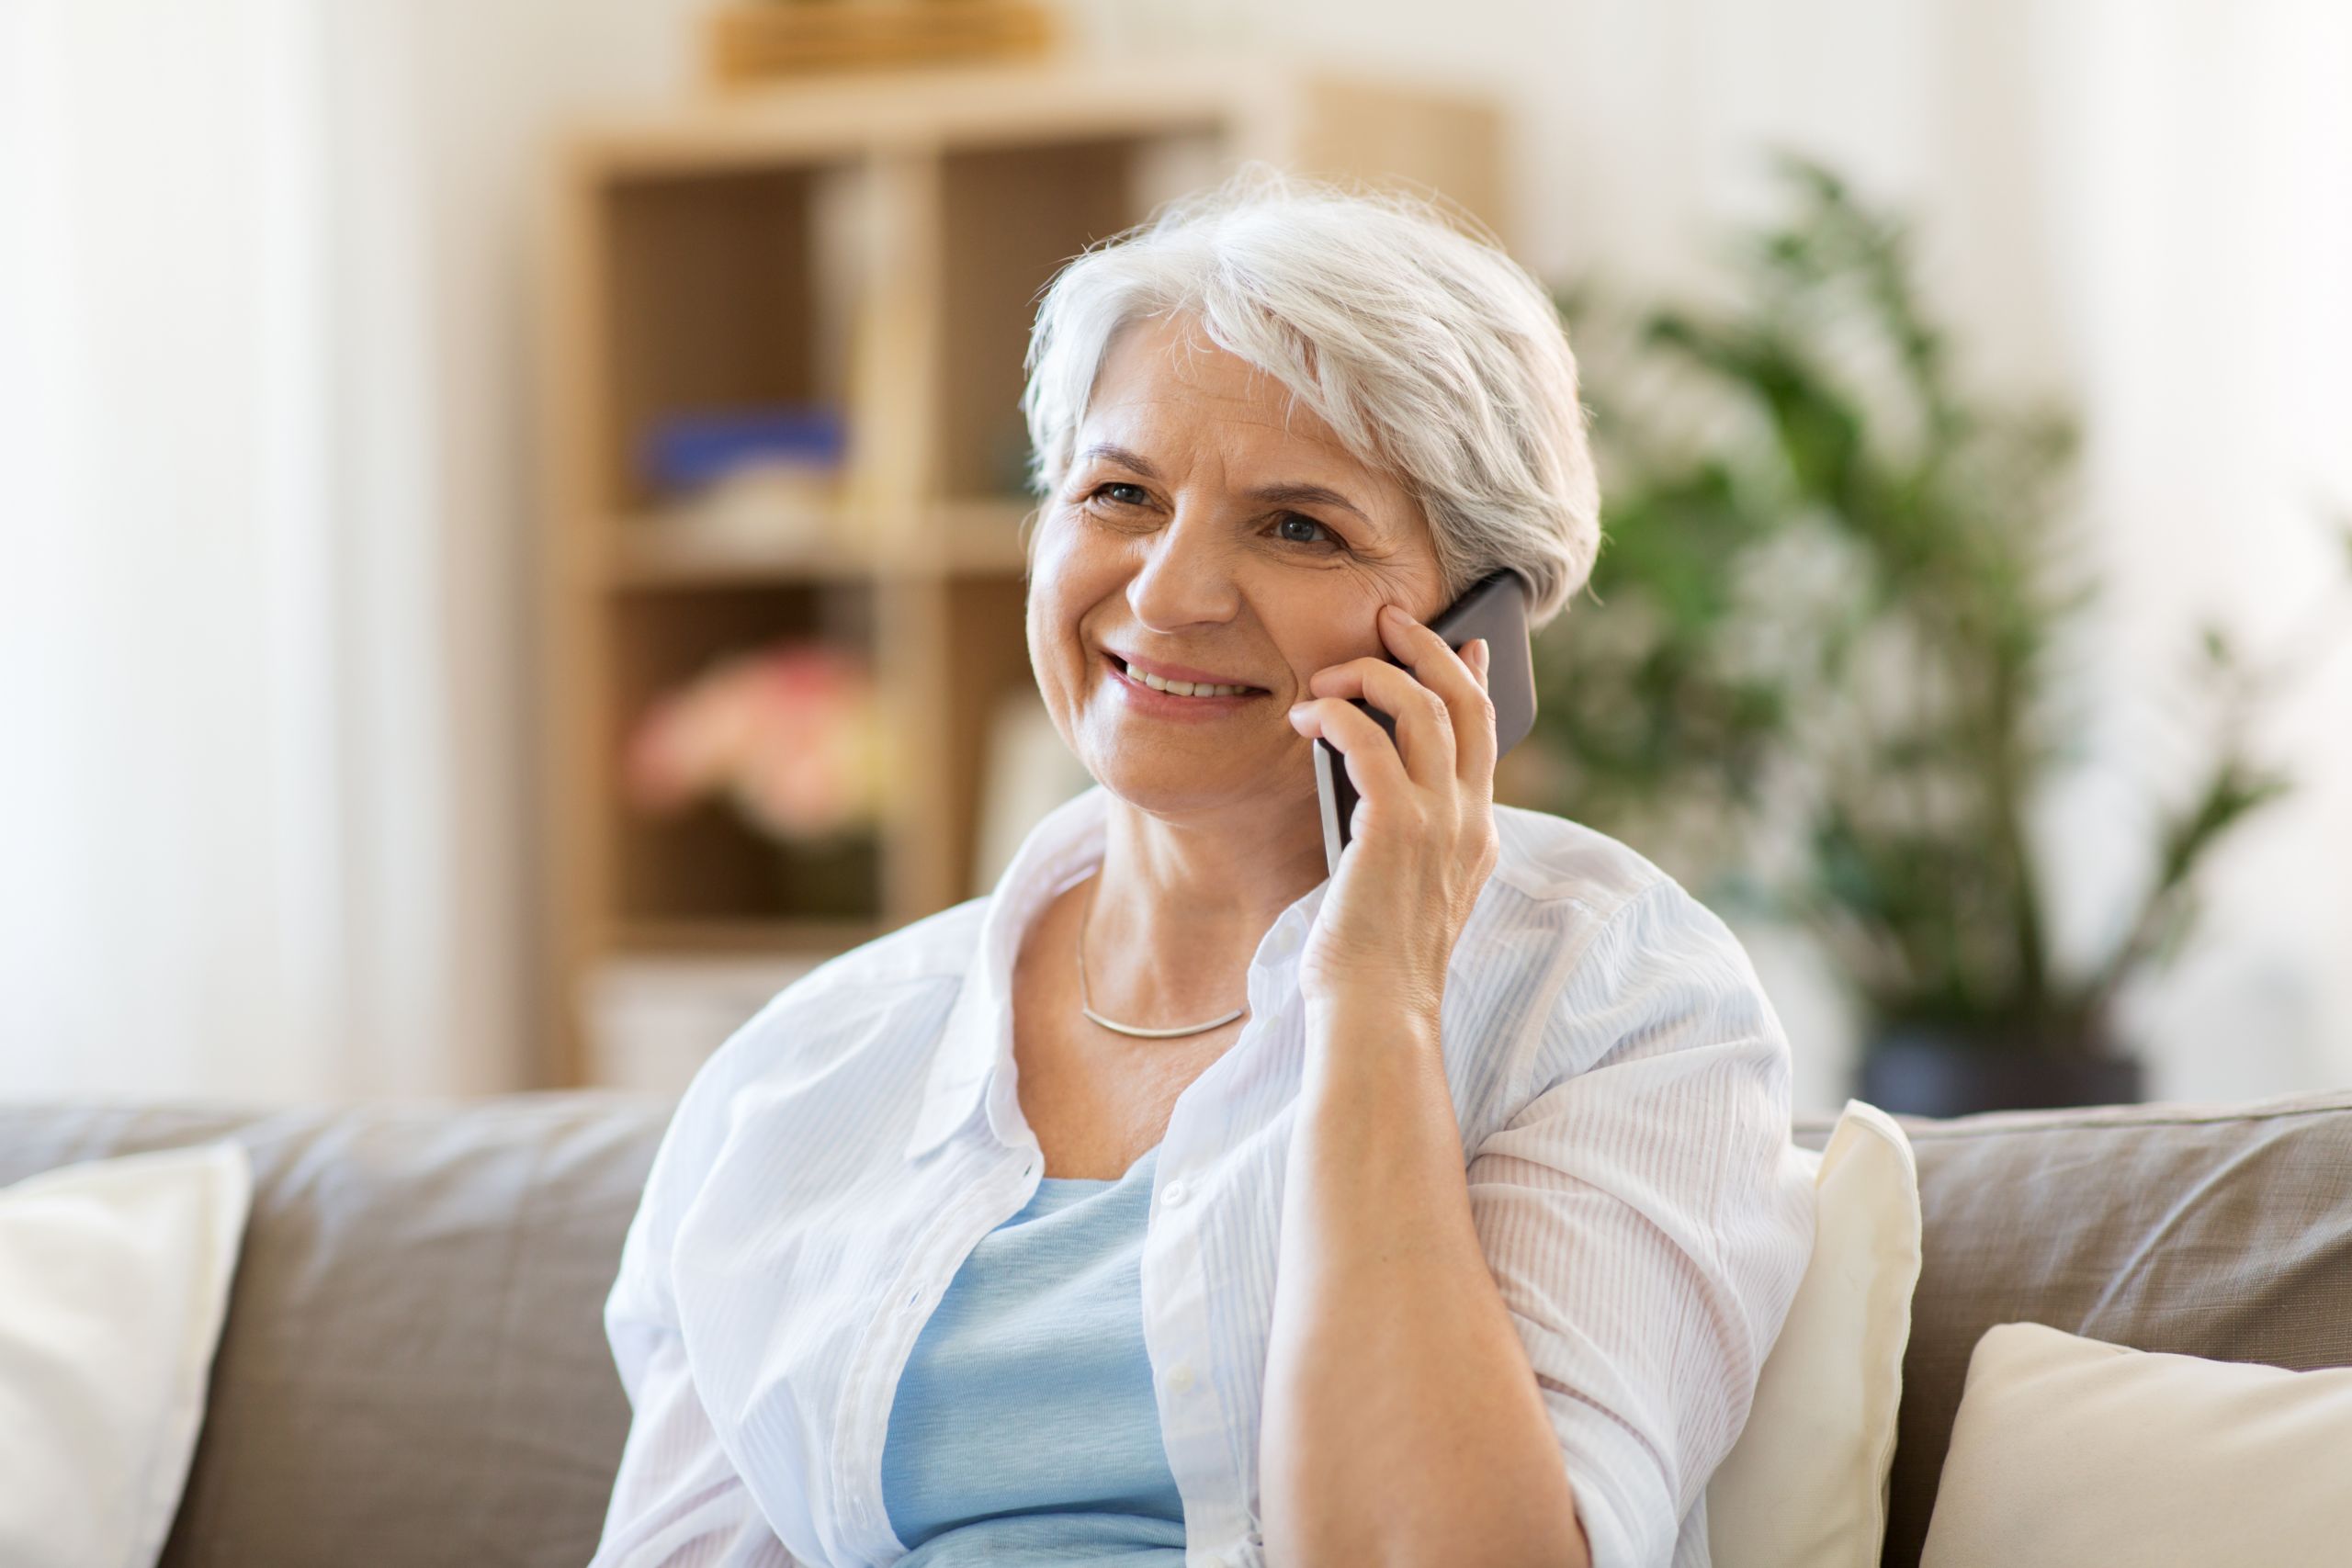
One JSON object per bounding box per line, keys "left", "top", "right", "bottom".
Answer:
{"left": 1285, "top": 601, "right": 1500, "bottom": 1024}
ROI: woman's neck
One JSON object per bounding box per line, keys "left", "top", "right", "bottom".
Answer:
{"left": 1079, "top": 795, "right": 1329, "bottom": 1013}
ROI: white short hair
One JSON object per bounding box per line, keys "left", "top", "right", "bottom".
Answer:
{"left": 1018, "top": 161, "right": 1600, "bottom": 629}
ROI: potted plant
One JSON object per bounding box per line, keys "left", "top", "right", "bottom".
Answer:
{"left": 1525, "top": 154, "right": 2351, "bottom": 1117}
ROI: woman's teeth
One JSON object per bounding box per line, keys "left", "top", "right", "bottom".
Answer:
{"left": 1125, "top": 662, "right": 1255, "bottom": 698}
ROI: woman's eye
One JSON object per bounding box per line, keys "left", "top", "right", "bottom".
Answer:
{"left": 1091, "top": 482, "right": 1148, "bottom": 507}
{"left": 1273, "top": 513, "right": 1342, "bottom": 548}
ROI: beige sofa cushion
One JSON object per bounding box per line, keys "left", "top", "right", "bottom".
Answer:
{"left": 1709, "top": 1101, "right": 1920, "bottom": 1568}
{"left": 0, "top": 1144, "right": 251, "bottom": 1568}
{"left": 1920, "top": 1321, "right": 2352, "bottom": 1567}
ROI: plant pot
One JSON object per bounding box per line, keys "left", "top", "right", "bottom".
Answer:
{"left": 1857, "top": 1028, "right": 2145, "bottom": 1120}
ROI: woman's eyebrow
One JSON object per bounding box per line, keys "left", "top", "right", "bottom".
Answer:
{"left": 1248, "top": 480, "right": 1370, "bottom": 522}
{"left": 1077, "top": 443, "right": 1374, "bottom": 523}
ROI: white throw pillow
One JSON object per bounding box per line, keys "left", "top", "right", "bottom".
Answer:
{"left": 1707, "top": 1099, "right": 1922, "bottom": 1568}
{"left": 1919, "top": 1321, "right": 2352, "bottom": 1568}
{"left": 0, "top": 1143, "right": 254, "bottom": 1568}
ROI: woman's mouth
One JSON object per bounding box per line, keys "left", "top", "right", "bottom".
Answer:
{"left": 1103, "top": 652, "right": 1270, "bottom": 713}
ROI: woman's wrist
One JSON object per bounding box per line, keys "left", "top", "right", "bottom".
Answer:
{"left": 1301, "top": 990, "right": 1443, "bottom": 1079}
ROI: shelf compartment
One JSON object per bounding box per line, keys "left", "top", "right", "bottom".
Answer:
{"left": 605, "top": 583, "right": 884, "bottom": 924}
{"left": 598, "top": 161, "right": 862, "bottom": 513}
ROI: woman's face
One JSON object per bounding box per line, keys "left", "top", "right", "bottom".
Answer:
{"left": 1026, "top": 311, "right": 1449, "bottom": 819}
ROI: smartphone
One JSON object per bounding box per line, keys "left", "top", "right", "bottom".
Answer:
{"left": 1312, "top": 570, "right": 1536, "bottom": 878}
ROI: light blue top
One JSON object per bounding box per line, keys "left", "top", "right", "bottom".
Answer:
{"left": 880, "top": 1141, "right": 1187, "bottom": 1564}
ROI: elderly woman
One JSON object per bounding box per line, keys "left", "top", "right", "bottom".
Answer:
{"left": 590, "top": 166, "right": 1814, "bottom": 1568}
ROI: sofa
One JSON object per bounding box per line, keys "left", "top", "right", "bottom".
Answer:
{"left": 8, "top": 1087, "right": 2351, "bottom": 1568}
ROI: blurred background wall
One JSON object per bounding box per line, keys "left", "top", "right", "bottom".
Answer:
{"left": 2, "top": 0, "right": 2345, "bottom": 1111}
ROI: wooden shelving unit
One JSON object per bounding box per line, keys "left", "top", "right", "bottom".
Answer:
{"left": 533, "top": 55, "right": 1507, "bottom": 1087}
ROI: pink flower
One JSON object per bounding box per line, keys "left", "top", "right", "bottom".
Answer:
{"left": 625, "top": 641, "right": 883, "bottom": 841}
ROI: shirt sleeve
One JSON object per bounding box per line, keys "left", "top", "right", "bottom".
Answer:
{"left": 1464, "top": 877, "right": 1816, "bottom": 1568}
{"left": 590, "top": 1013, "right": 813, "bottom": 1568}
{"left": 587, "top": 1328, "right": 811, "bottom": 1568}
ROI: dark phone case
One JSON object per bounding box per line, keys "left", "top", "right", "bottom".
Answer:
{"left": 1313, "top": 570, "right": 1537, "bottom": 878}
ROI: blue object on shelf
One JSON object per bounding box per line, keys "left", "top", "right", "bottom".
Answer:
{"left": 641, "top": 405, "right": 848, "bottom": 492}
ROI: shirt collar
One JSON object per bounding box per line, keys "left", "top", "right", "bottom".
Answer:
{"left": 902, "top": 784, "right": 1330, "bottom": 1161}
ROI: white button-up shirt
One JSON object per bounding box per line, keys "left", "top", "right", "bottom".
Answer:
{"left": 591, "top": 784, "right": 1815, "bottom": 1568}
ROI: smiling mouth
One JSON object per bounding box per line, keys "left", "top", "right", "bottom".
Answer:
{"left": 1105, "top": 654, "right": 1269, "bottom": 699}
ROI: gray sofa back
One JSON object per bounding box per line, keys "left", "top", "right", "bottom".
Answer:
{"left": 6, "top": 1088, "right": 2351, "bottom": 1568}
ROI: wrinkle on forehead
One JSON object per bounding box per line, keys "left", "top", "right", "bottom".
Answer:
{"left": 1099, "top": 321, "right": 1362, "bottom": 473}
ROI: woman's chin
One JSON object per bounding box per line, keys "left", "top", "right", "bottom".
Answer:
{"left": 1084, "top": 752, "right": 1316, "bottom": 820}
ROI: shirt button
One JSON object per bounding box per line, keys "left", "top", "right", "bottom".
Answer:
{"left": 1164, "top": 1361, "right": 1195, "bottom": 1394}
{"left": 1160, "top": 1179, "right": 1189, "bottom": 1208}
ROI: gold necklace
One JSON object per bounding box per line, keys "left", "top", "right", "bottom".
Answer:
{"left": 1074, "top": 875, "right": 1249, "bottom": 1039}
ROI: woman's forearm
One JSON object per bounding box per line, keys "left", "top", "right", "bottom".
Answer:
{"left": 1258, "top": 998, "right": 1591, "bottom": 1568}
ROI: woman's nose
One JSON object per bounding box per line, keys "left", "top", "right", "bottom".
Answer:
{"left": 1125, "top": 514, "right": 1241, "bottom": 629}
